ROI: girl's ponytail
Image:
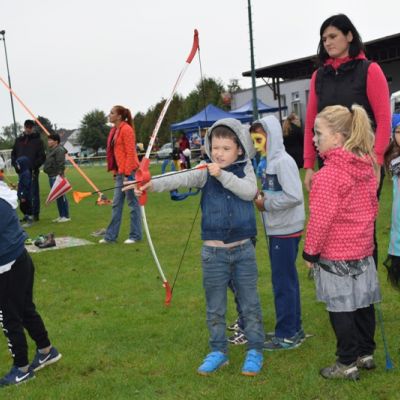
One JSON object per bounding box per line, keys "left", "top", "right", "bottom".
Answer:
{"left": 113, "top": 105, "right": 133, "bottom": 127}
{"left": 344, "top": 104, "right": 375, "bottom": 161}
{"left": 317, "top": 104, "right": 376, "bottom": 165}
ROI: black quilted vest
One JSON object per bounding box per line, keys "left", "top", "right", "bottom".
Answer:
{"left": 315, "top": 59, "right": 376, "bottom": 129}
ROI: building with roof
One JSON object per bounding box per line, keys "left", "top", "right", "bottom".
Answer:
{"left": 235, "top": 33, "right": 400, "bottom": 124}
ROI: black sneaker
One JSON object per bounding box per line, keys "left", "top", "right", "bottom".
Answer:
{"left": 320, "top": 361, "right": 359, "bottom": 381}
{"left": 34, "top": 234, "right": 47, "bottom": 247}
{"left": 228, "top": 330, "right": 248, "bottom": 345}
{"left": 30, "top": 347, "right": 62, "bottom": 372}
{"left": 264, "top": 335, "right": 302, "bottom": 351}
{"left": 227, "top": 318, "right": 241, "bottom": 332}
{"left": 21, "top": 216, "right": 34, "bottom": 228}
{"left": 0, "top": 366, "right": 35, "bottom": 387}
{"left": 37, "top": 233, "right": 56, "bottom": 249}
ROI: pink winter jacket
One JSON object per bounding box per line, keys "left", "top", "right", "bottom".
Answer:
{"left": 303, "top": 147, "right": 378, "bottom": 262}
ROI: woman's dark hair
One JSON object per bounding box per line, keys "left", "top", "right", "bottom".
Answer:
{"left": 113, "top": 105, "right": 133, "bottom": 127}
{"left": 317, "top": 14, "right": 365, "bottom": 63}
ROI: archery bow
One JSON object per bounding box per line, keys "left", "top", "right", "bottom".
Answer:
{"left": 135, "top": 29, "right": 199, "bottom": 306}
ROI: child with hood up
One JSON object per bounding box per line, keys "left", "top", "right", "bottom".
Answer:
{"left": 15, "top": 156, "right": 33, "bottom": 227}
{"left": 130, "top": 118, "right": 265, "bottom": 376}
{"left": 253, "top": 116, "right": 305, "bottom": 350}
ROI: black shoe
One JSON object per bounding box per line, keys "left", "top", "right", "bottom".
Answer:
{"left": 33, "top": 215, "right": 40, "bottom": 222}
{"left": 37, "top": 233, "right": 56, "bottom": 249}
{"left": 34, "top": 234, "right": 47, "bottom": 247}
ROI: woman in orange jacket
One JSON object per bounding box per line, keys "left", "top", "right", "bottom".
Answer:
{"left": 100, "top": 105, "right": 142, "bottom": 244}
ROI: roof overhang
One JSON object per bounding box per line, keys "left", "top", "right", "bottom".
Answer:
{"left": 243, "top": 32, "right": 400, "bottom": 81}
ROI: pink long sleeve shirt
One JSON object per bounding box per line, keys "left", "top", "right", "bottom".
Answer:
{"left": 304, "top": 55, "right": 391, "bottom": 168}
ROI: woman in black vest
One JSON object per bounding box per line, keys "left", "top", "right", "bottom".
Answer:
{"left": 303, "top": 13, "right": 391, "bottom": 265}
{"left": 304, "top": 13, "right": 391, "bottom": 191}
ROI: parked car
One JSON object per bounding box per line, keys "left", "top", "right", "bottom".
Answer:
{"left": 156, "top": 142, "right": 173, "bottom": 159}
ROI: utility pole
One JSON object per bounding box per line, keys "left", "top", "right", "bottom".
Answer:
{"left": 0, "top": 30, "right": 17, "bottom": 138}
{"left": 247, "top": 0, "right": 258, "bottom": 121}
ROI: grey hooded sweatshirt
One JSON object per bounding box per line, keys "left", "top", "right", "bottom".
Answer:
{"left": 152, "top": 118, "right": 257, "bottom": 201}
{"left": 258, "top": 115, "right": 305, "bottom": 236}
{"left": 152, "top": 118, "right": 258, "bottom": 243}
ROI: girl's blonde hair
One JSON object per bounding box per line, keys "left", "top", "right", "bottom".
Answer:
{"left": 316, "top": 104, "right": 375, "bottom": 161}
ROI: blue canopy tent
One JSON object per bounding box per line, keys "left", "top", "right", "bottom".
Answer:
{"left": 230, "top": 99, "right": 287, "bottom": 115}
{"left": 170, "top": 104, "right": 252, "bottom": 132}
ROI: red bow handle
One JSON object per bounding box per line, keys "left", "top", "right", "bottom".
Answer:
{"left": 135, "top": 158, "right": 151, "bottom": 206}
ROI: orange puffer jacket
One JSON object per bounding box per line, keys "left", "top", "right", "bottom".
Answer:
{"left": 106, "top": 121, "right": 139, "bottom": 176}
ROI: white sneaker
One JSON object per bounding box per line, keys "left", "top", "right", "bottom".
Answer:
{"left": 57, "top": 217, "right": 71, "bottom": 223}
{"left": 52, "top": 217, "right": 61, "bottom": 223}
{"left": 99, "top": 238, "right": 112, "bottom": 244}
{"left": 124, "top": 239, "right": 136, "bottom": 244}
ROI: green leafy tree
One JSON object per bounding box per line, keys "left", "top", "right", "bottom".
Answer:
{"left": 135, "top": 94, "right": 184, "bottom": 148}
{"left": 78, "top": 109, "right": 109, "bottom": 153}
{"left": 36, "top": 116, "right": 54, "bottom": 134}
{"left": 0, "top": 123, "right": 23, "bottom": 148}
{"left": 134, "top": 77, "right": 228, "bottom": 147}
{"left": 133, "top": 112, "right": 145, "bottom": 144}
{"left": 227, "top": 78, "right": 241, "bottom": 94}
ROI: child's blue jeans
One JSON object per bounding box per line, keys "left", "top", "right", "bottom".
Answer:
{"left": 49, "top": 176, "right": 69, "bottom": 218}
{"left": 268, "top": 236, "right": 302, "bottom": 338}
{"left": 201, "top": 240, "right": 265, "bottom": 353}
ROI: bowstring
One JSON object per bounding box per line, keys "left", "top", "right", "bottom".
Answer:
{"left": 171, "top": 44, "right": 208, "bottom": 294}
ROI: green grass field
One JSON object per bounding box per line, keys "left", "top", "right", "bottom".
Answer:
{"left": 0, "top": 164, "right": 399, "bottom": 400}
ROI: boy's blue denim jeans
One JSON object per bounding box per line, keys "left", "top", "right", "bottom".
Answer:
{"left": 104, "top": 174, "right": 142, "bottom": 242}
{"left": 201, "top": 240, "right": 265, "bottom": 353}
{"left": 49, "top": 176, "right": 69, "bottom": 218}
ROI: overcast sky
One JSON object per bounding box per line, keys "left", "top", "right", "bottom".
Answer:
{"left": 0, "top": 0, "right": 398, "bottom": 130}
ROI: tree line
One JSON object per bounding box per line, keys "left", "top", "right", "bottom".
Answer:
{"left": 0, "top": 77, "right": 239, "bottom": 152}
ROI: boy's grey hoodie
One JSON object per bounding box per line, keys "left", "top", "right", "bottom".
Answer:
{"left": 152, "top": 118, "right": 257, "bottom": 201}
{"left": 258, "top": 115, "right": 305, "bottom": 236}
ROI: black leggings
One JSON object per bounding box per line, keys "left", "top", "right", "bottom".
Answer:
{"left": 0, "top": 250, "right": 50, "bottom": 367}
{"left": 329, "top": 305, "right": 376, "bottom": 365}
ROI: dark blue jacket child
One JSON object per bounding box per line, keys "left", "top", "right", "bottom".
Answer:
{"left": 0, "top": 162, "right": 61, "bottom": 387}
{"left": 15, "top": 156, "right": 32, "bottom": 218}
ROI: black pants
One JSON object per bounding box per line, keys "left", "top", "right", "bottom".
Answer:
{"left": 329, "top": 305, "right": 376, "bottom": 365}
{"left": 0, "top": 250, "right": 50, "bottom": 367}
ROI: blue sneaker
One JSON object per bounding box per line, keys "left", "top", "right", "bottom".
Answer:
{"left": 241, "top": 349, "right": 263, "bottom": 376}
{"left": 30, "top": 347, "right": 62, "bottom": 372}
{"left": 264, "top": 335, "right": 301, "bottom": 351}
{"left": 265, "top": 328, "right": 305, "bottom": 342}
{"left": 0, "top": 366, "right": 35, "bottom": 387}
{"left": 197, "top": 351, "right": 229, "bottom": 375}
{"left": 295, "top": 328, "right": 306, "bottom": 343}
